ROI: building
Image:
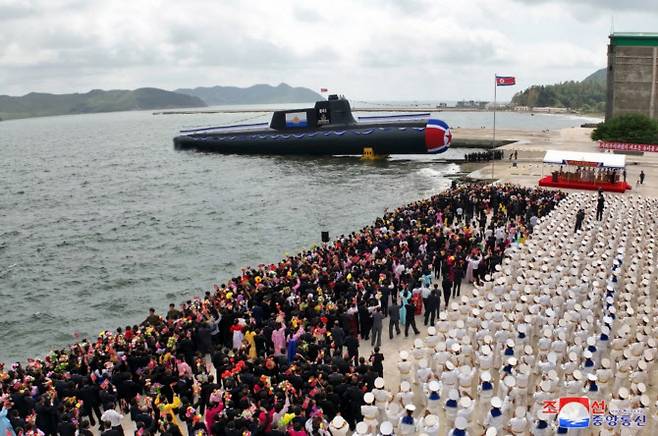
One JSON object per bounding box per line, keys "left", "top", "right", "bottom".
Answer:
{"left": 456, "top": 100, "right": 489, "bottom": 109}
{"left": 606, "top": 32, "right": 658, "bottom": 121}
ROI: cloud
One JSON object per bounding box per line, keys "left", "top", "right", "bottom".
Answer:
{"left": 0, "top": 0, "right": 651, "bottom": 99}
{"left": 511, "top": 0, "right": 654, "bottom": 11}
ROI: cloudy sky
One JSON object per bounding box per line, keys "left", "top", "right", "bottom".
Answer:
{"left": 1, "top": 0, "right": 656, "bottom": 101}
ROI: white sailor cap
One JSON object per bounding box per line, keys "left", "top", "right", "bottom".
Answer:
{"left": 424, "top": 415, "right": 439, "bottom": 427}
{"left": 459, "top": 396, "right": 472, "bottom": 409}
{"left": 380, "top": 421, "right": 393, "bottom": 435}
{"left": 455, "top": 416, "right": 468, "bottom": 430}
{"left": 503, "top": 375, "right": 516, "bottom": 387}
{"left": 356, "top": 422, "right": 369, "bottom": 435}
{"left": 331, "top": 415, "right": 347, "bottom": 429}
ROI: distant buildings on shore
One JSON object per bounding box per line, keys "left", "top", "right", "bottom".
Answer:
{"left": 434, "top": 100, "right": 573, "bottom": 113}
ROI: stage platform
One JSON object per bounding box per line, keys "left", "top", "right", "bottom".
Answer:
{"left": 538, "top": 176, "right": 632, "bottom": 193}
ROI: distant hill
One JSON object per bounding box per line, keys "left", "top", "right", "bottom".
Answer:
{"left": 175, "top": 83, "right": 324, "bottom": 105}
{"left": 0, "top": 88, "right": 206, "bottom": 120}
{"left": 511, "top": 68, "right": 607, "bottom": 113}
{"left": 582, "top": 68, "right": 607, "bottom": 86}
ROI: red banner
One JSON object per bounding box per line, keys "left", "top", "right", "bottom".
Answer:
{"left": 565, "top": 160, "right": 600, "bottom": 167}
{"left": 599, "top": 141, "right": 658, "bottom": 152}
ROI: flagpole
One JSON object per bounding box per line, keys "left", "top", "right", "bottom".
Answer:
{"left": 492, "top": 74, "right": 497, "bottom": 180}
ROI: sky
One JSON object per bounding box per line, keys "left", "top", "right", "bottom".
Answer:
{"left": 1, "top": 0, "right": 657, "bottom": 101}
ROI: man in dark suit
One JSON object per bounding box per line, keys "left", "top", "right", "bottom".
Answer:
{"left": 388, "top": 299, "right": 401, "bottom": 339}
{"left": 424, "top": 288, "right": 440, "bottom": 326}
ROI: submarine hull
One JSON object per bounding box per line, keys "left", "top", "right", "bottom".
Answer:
{"left": 174, "top": 122, "right": 448, "bottom": 155}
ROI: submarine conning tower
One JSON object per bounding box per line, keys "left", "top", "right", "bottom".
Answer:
{"left": 269, "top": 94, "right": 357, "bottom": 131}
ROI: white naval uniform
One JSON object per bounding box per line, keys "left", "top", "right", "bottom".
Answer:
{"left": 398, "top": 360, "right": 413, "bottom": 384}
{"left": 509, "top": 415, "right": 528, "bottom": 435}
{"left": 419, "top": 417, "right": 439, "bottom": 436}
{"left": 395, "top": 391, "right": 413, "bottom": 407}
{"left": 372, "top": 388, "right": 392, "bottom": 418}
{"left": 361, "top": 404, "right": 379, "bottom": 434}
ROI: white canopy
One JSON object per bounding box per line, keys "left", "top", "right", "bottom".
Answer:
{"left": 543, "top": 150, "right": 626, "bottom": 169}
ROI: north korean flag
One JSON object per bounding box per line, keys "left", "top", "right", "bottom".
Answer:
{"left": 496, "top": 76, "right": 516, "bottom": 86}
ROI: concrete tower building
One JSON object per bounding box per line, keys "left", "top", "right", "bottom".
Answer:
{"left": 606, "top": 33, "right": 658, "bottom": 121}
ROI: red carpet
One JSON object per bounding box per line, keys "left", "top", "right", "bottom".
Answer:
{"left": 538, "top": 176, "right": 632, "bottom": 193}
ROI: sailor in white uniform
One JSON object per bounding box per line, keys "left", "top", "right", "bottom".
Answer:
{"left": 596, "top": 358, "right": 613, "bottom": 397}
{"left": 377, "top": 421, "right": 394, "bottom": 436}
{"left": 448, "top": 416, "right": 469, "bottom": 436}
{"left": 532, "top": 410, "right": 551, "bottom": 436}
{"left": 424, "top": 326, "right": 440, "bottom": 349}
{"left": 354, "top": 421, "right": 371, "bottom": 436}
{"left": 477, "top": 344, "right": 493, "bottom": 372}
{"left": 384, "top": 402, "right": 403, "bottom": 431}
{"left": 484, "top": 397, "right": 506, "bottom": 433}
{"left": 395, "top": 381, "right": 413, "bottom": 408}
{"left": 456, "top": 396, "right": 475, "bottom": 422}
{"left": 478, "top": 370, "right": 495, "bottom": 406}
{"left": 426, "top": 380, "right": 441, "bottom": 415}
{"left": 440, "top": 360, "right": 458, "bottom": 399}
{"left": 397, "top": 404, "right": 419, "bottom": 435}
{"left": 397, "top": 351, "right": 413, "bottom": 384}
{"left": 361, "top": 392, "right": 380, "bottom": 435}
{"left": 444, "top": 388, "right": 459, "bottom": 429}
{"left": 329, "top": 415, "right": 350, "bottom": 436}
{"left": 416, "top": 358, "right": 432, "bottom": 386}
{"left": 431, "top": 342, "right": 449, "bottom": 377}
{"left": 372, "top": 377, "right": 392, "bottom": 419}
{"left": 457, "top": 365, "right": 475, "bottom": 397}
{"left": 509, "top": 406, "right": 529, "bottom": 436}
{"left": 412, "top": 338, "right": 427, "bottom": 362}
{"left": 419, "top": 414, "right": 440, "bottom": 436}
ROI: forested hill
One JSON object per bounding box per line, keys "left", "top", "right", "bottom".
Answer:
{"left": 511, "top": 68, "right": 607, "bottom": 112}
{"left": 0, "top": 88, "right": 206, "bottom": 120}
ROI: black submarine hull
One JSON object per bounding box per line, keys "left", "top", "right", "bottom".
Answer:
{"left": 173, "top": 96, "right": 452, "bottom": 155}
{"left": 174, "top": 123, "right": 441, "bottom": 155}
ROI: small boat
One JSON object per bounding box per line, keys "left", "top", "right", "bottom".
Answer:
{"left": 173, "top": 95, "right": 452, "bottom": 156}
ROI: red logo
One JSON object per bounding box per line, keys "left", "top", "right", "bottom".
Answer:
{"left": 543, "top": 400, "right": 558, "bottom": 414}
{"left": 591, "top": 400, "right": 606, "bottom": 415}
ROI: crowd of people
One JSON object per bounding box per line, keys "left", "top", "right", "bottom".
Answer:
{"left": 551, "top": 166, "right": 626, "bottom": 185}
{"left": 463, "top": 150, "right": 504, "bottom": 162}
{"left": 366, "top": 192, "right": 658, "bottom": 435}
{"left": 0, "top": 184, "right": 566, "bottom": 436}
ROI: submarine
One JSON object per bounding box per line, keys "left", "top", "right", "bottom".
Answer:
{"left": 173, "top": 95, "right": 452, "bottom": 156}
